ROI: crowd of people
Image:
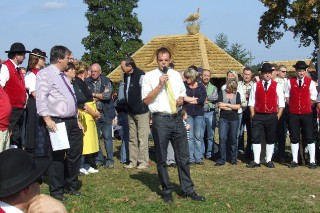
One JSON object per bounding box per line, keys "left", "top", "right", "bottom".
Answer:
{"left": 1, "top": 42, "right": 320, "bottom": 206}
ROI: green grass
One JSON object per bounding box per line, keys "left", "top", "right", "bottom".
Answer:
{"left": 41, "top": 140, "right": 320, "bottom": 212}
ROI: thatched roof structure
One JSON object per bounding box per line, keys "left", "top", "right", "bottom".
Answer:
{"left": 266, "top": 59, "right": 314, "bottom": 72}
{"left": 107, "top": 33, "right": 244, "bottom": 83}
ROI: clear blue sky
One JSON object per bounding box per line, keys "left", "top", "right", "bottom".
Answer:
{"left": 0, "top": 0, "right": 315, "bottom": 67}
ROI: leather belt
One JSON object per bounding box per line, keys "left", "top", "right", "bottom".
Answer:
{"left": 204, "top": 108, "right": 215, "bottom": 112}
{"left": 152, "top": 111, "right": 181, "bottom": 118}
{"left": 51, "top": 116, "right": 77, "bottom": 121}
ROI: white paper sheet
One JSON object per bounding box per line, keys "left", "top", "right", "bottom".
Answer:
{"left": 49, "top": 122, "right": 70, "bottom": 151}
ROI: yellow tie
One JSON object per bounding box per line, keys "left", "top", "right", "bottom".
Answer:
{"left": 166, "top": 80, "right": 176, "bottom": 113}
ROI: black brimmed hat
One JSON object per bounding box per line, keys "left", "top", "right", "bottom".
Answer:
{"left": 293, "top": 61, "right": 309, "bottom": 69}
{"left": 259, "top": 63, "right": 273, "bottom": 72}
{"left": 5, "top": 42, "right": 30, "bottom": 53}
{"left": 30, "top": 48, "right": 47, "bottom": 58}
{"left": 0, "top": 149, "right": 50, "bottom": 198}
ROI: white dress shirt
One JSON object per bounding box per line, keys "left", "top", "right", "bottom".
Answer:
{"left": 141, "top": 68, "right": 186, "bottom": 114}
{"left": 0, "top": 59, "right": 18, "bottom": 87}
{"left": 284, "top": 76, "right": 317, "bottom": 101}
{"left": 248, "top": 79, "right": 285, "bottom": 108}
{"left": 0, "top": 201, "right": 24, "bottom": 213}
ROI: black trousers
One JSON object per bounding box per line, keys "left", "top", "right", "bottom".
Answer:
{"left": 251, "top": 113, "right": 278, "bottom": 145}
{"left": 9, "top": 107, "right": 25, "bottom": 148}
{"left": 238, "top": 107, "right": 252, "bottom": 152}
{"left": 152, "top": 113, "right": 194, "bottom": 195}
{"left": 48, "top": 117, "right": 83, "bottom": 196}
{"left": 276, "top": 104, "right": 288, "bottom": 159}
{"left": 288, "top": 113, "right": 314, "bottom": 144}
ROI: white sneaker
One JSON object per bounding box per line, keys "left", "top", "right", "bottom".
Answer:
{"left": 123, "top": 163, "right": 135, "bottom": 169}
{"left": 137, "top": 164, "right": 148, "bottom": 170}
{"left": 79, "top": 168, "right": 89, "bottom": 175}
{"left": 87, "top": 167, "right": 99, "bottom": 173}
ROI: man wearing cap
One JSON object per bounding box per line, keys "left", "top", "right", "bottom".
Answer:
{"left": 0, "top": 149, "right": 67, "bottom": 213}
{"left": 36, "top": 45, "right": 83, "bottom": 201}
{"left": 247, "top": 63, "right": 285, "bottom": 168}
{"left": 285, "top": 61, "right": 317, "bottom": 169}
{"left": 0, "top": 42, "right": 30, "bottom": 149}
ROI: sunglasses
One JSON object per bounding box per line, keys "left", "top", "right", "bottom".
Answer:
{"left": 281, "top": 71, "right": 287, "bottom": 73}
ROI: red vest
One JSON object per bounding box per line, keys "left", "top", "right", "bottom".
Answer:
{"left": 2, "top": 60, "right": 26, "bottom": 108}
{"left": 0, "top": 86, "right": 11, "bottom": 130}
{"left": 254, "top": 80, "right": 278, "bottom": 113}
{"left": 289, "top": 77, "right": 312, "bottom": 114}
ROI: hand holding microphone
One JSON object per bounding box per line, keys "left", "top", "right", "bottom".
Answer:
{"left": 159, "top": 66, "right": 169, "bottom": 86}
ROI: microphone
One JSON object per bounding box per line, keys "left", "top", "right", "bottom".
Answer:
{"left": 162, "top": 66, "right": 168, "bottom": 74}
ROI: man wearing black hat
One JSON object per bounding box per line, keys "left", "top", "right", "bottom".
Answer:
{"left": 285, "top": 61, "right": 317, "bottom": 169}
{"left": 0, "top": 42, "right": 30, "bottom": 149}
{"left": 247, "top": 62, "right": 285, "bottom": 168}
{"left": 0, "top": 149, "right": 67, "bottom": 212}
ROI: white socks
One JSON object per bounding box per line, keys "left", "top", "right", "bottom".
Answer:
{"left": 308, "top": 143, "right": 316, "bottom": 164}
{"left": 253, "top": 144, "right": 261, "bottom": 164}
{"left": 291, "top": 143, "right": 299, "bottom": 163}
{"left": 291, "top": 143, "right": 315, "bottom": 163}
{"left": 266, "top": 144, "right": 274, "bottom": 162}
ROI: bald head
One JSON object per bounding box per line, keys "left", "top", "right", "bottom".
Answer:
{"left": 90, "top": 63, "right": 102, "bottom": 80}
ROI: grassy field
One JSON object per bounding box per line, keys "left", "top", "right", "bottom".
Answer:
{"left": 41, "top": 140, "right": 320, "bottom": 213}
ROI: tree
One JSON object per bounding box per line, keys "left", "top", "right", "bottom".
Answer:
{"left": 258, "top": 0, "right": 320, "bottom": 56}
{"left": 82, "top": 0, "right": 143, "bottom": 74}
{"left": 215, "top": 33, "right": 255, "bottom": 66}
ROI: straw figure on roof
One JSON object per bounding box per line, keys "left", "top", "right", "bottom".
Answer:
{"left": 184, "top": 8, "right": 200, "bottom": 24}
{"left": 185, "top": 8, "right": 200, "bottom": 35}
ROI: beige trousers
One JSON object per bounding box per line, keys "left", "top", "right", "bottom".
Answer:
{"left": 0, "top": 130, "right": 10, "bottom": 153}
{"left": 128, "top": 111, "right": 150, "bottom": 166}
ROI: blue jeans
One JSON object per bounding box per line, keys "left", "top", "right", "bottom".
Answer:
{"left": 166, "top": 141, "right": 176, "bottom": 165}
{"left": 236, "top": 113, "right": 242, "bottom": 147}
{"left": 204, "top": 111, "right": 216, "bottom": 158}
{"left": 118, "top": 112, "right": 129, "bottom": 163}
{"left": 95, "top": 114, "right": 114, "bottom": 165}
{"left": 187, "top": 115, "right": 205, "bottom": 163}
{"left": 218, "top": 117, "right": 239, "bottom": 164}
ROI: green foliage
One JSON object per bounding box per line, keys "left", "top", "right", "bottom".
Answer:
{"left": 82, "top": 0, "right": 144, "bottom": 75}
{"left": 258, "top": 0, "right": 320, "bottom": 57}
{"left": 215, "top": 33, "right": 255, "bottom": 66}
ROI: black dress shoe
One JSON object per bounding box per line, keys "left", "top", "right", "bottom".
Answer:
{"left": 246, "top": 161, "right": 261, "bottom": 168}
{"left": 231, "top": 161, "right": 237, "bottom": 165}
{"left": 288, "top": 161, "right": 298, "bottom": 168}
{"left": 65, "top": 187, "right": 81, "bottom": 196}
{"left": 214, "top": 162, "right": 224, "bottom": 166}
{"left": 167, "top": 163, "right": 176, "bottom": 168}
{"left": 51, "top": 194, "right": 67, "bottom": 201}
{"left": 266, "top": 161, "right": 275, "bottom": 168}
{"left": 308, "top": 162, "right": 317, "bottom": 169}
{"left": 196, "top": 161, "right": 205, "bottom": 165}
{"left": 163, "top": 193, "right": 173, "bottom": 204}
{"left": 184, "top": 192, "right": 205, "bottom": 201}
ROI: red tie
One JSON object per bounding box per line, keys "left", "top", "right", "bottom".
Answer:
{"left": 0, "top": 207, "right": 6, "bottom": 213}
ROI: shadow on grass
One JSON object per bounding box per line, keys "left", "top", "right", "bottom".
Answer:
{"left": 130, "top": 172, "right": 180, "bottom": 197}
